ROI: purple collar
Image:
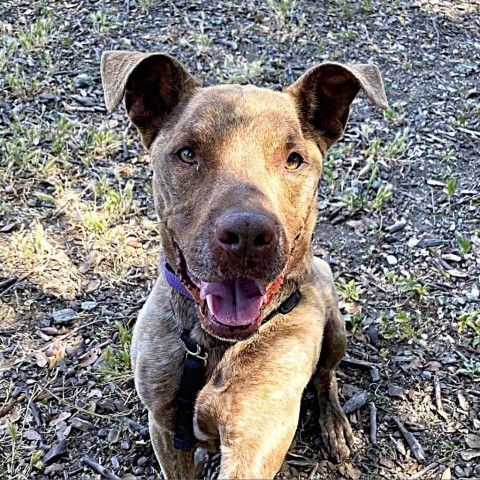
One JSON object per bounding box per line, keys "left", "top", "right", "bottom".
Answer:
{"left": 164, "top": 262, "right": 194, "bottom": 300}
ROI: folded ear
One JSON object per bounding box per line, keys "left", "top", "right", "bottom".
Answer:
{"left": 285, "top": 62, "right": 388, "bottom": 152}
{"left": 101, "top": 51, "right": 200, "bottom": 148}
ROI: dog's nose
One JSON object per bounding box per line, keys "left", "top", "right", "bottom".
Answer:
{"left": 215, "top": 211, "right": 277, "bottom": 255}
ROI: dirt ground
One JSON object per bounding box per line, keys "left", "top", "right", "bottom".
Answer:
{"left": 1, "top": 0, "right": 479, "bottom": 479}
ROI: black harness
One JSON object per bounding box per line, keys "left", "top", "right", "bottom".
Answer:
{"left": 171, "top": 288, "right": 302, "bottom": 451}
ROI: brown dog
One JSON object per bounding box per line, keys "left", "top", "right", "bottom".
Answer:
{"left": 101, "top": 51, "right": 387, "bottom": 479}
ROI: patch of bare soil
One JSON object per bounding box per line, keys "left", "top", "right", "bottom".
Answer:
{"left": 0, "top": 1, "right": 479, "bottom": 479}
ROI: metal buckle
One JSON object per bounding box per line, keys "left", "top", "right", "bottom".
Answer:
{"left": 182, "top": 341, "right": 208, "bottom": 366}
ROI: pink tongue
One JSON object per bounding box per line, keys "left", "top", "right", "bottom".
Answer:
{"left": 200, "top": 279, "right": 265, "bottom": 326}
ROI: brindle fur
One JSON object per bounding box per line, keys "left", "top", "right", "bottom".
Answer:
{"left": 101, "top": 51, "right": 387, "bottom": 479}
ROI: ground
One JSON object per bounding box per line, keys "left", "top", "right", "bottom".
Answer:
{"left": 0, "top": 0, "right": 479, "bottom": 479}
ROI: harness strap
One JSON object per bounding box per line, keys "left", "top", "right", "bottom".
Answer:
{"left": 172, "top": 289, "right": 302, "bottom": 451}
{"left": 173, "top": 330, "right": 208, "bottom": 451}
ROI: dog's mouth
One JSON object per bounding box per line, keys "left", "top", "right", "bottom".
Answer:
{"left": 173, "top": 244, "right": 284, "bottom": 342}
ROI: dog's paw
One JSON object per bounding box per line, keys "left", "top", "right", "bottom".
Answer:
{"left": 318, "top": 402, "right": 354, "bottom": 463}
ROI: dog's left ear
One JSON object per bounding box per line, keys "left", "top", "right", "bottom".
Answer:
{"left": 285, "top": 62, "right": 388, "bottom": 151}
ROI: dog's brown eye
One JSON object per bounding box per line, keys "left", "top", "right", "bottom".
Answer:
{"left": 177, "top": 147, "right": 196, "bottom": 165}
{"left": 286, "top": 152, "right": 304, "bottom": 170}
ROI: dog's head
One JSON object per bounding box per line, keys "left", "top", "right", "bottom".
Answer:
{"left": 101, "top": 51, "right": 387, "bottom": 341}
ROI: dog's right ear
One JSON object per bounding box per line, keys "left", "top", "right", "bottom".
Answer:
{"left": 101, "top": 51, "right": 200, "bottom": 148}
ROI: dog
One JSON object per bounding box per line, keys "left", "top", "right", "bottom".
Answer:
{"left": 101, "top": 51, "right": 387, "bottom": 479}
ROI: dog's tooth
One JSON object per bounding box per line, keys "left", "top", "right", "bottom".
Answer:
{"left": 206, "top": 295, "right": 214, "bottom": 315}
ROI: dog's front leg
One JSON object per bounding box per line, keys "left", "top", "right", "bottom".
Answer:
{"left": 196, "top": 360, "right": 303, "bottom": 479}
{"left": 148, "top": 413, "right": 196, "bottom": 479}
{"left": 194, "top": 303, "right": 324, "bottom": 480}
{"left": 312, "top": 257, "right": 354, "bottom": 463}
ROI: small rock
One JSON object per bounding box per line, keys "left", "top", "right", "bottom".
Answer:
{"left": 81, "top": 301, "right": 97, "bottom": 310}
{"left": 454, "top": 466, "right": 465, "bottom": 477}
{"left": 448, "top": 269, "right": 468, "bottom": 278}
{"left": 74, "top": 73, "right": 93, "bottom": 87}
{"left": 386, "top": 254, "right": 398, "bottom": 265}
{"left": 111, "top": 456, "right": 120, "bottom": 470}
{"left": 69, "top": 417, "right": 92, "bottom": 431}
{"left": 387, "top": 384, "right": 404, "bottom": 397}
{"left": 442, "top": 253, "right": 462, "bottom": 262}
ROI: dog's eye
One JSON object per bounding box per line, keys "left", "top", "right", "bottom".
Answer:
{"left": 176, "top": 147, "right": 197, "bottom": 165}
{"left": 286, "top": 152, "right": 304, "bottom": 170}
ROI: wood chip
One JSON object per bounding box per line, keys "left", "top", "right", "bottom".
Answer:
{"left": 392, "top": 417, "right": 426, "bottom": 462}
{"left": 369, "top": 402, "right": 377, "bottom": 444}
{"left": 52, "top": 308, "right": 77, "bottom": 324}
{"left": 343, "top": 390, "right": 368, "bottom": 414}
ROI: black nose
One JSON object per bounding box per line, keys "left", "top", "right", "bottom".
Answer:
{"left": 215, "top": 210, "right": 277, "bottom": 256}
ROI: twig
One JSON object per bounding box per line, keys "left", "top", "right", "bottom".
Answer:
{"left": 42, "top": 318, "right": 107, "bottom": 351}
{"left": 0, "top": 271, "right": 33, "bottom": 298}
{"left": 392, "top": 417, "right": 425, "bottom": 462}
{"left": 308, "top": 463, "right": 318, "bottom": 479}
{"left": 410, "top": 457, "right": 448, "bottom": 479}
{"left": 0, "top": 395, "right": 25, "bottom": 418}
{"left": 45, "top": 389, "right": 113, "bottom": 420}
{"left": 25, "top": 387, "right": 42, "bottom": 428}
{"left": 341, "top": 356, "right": 378, "bottom": 368}
{"left": 434, "top": 375, "right": 448, "bottom": 421}
{"left": 118, "top": 416, "right": 149, "bottom": 438}
{"left": 82, "top": 455, "right": 121, "bottom": 480}
{"left": 369, "top": 402, "right": 377, "bottom": 445}
{"left": 431, "top": 18, "right": 440, "bottom": 50}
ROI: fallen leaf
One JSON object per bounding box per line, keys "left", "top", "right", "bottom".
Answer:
{"left": 458, "top": 391, "right": 469, "bottom": 410}
{"left": 425, "top": 361, "right": 442, "bottom": 372}
{"left": 379, "top": 457, "right": 395, "bottom": 469}
{"left": 45, "top": 340, "right": 67, "bottom": 368}
{"left": 340, "top": 301, "right": 362, "bottom": 315}
{"left": 9, "top": 406, "right": 21, "bottom": 423}
{"left": 0, "top": 359, "right": 15, "bottom": 372}
{"left": 127, "top": 239, "right": 142, "bottom": 248}
{"left": 84, "top": 278, "right": 101, "bottom": 293}
{"left": 79, "top": 347, "right": 101, "bottom": 367}
{"left": 441, "top": 467, "right": 452, "bottom": 480}
{"left": 78, "top": 251, "right": 97, "bottom": 274}
{"left": 49, "top": 411, "right": 71, "bottom": 427}
{"left": 465, "top": 433, "right": 480, "bottom": 449}
{"left": 24, "top": 428, "right": 42, "bottom": 441}
{"left": 41, "top": 326, "right": 61, "bottom": 335}
{"left": 34, "top": 351, "right": 48, "bottom": 368}
{"left": 407, "top": 462, "right": 419, "bottom": 474}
